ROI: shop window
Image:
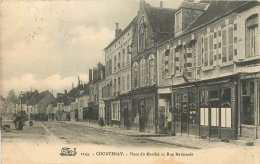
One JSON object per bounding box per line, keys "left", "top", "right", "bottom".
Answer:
{"left": 209, "top": 90, "right": 219, "bottom": 127}
{"left": 200, "top": 90, "right": 208, "bottom": 126}
{"left": 188, "top": 91, "right": 197, "bottom": 124}
{"left": 241, "top": 81, "right": 255, "bottom": 125}
{"left": 220, "top": 88, "right": 232, "bottom": 127}
{"left": 200, "top": 108, "right": 208, "bottom": 126}
{"left": 246, "top": 14, "right": 258, "bottom": 58}
{"left": 174, "top": 93, "right": 181, "bottom": 122}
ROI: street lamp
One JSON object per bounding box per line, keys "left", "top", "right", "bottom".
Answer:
{"left": 20, "top": 91, "right": 24, "bottom": 112}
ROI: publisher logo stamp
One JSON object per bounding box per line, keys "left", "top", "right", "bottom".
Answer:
{"left": 60, "top": 147, "right": 77, "bottom": 156}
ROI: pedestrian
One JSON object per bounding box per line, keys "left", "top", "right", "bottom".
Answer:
{"left": 167, "top": 112, "right": 172, "bottom": 133}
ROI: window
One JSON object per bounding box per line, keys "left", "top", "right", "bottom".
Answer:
{"left": 127, "top": 74, "right": 130, "bottom": 91}
{"left": 165, "top": 49, "right": 170, "bottom": 76}
{"left": 200, "top": 90, "right": 208, "bottom": 126}
{"left": 138, "top": 17, "right": 147, "bottom": 51}
{"left": 122, "top": 76, "right": 125, "bottom": 92}
{"left": 113, "top": 79, "right": 117, "bottom": 95}
{"left": 196, "top": 37, "right": 203, "bottom": 67}
{"left": 133, "top": 62, "right": 139, "bottom": 88}
{"left": 148, "top": 54, "right": 155, "bottom": 84}
{"left": 246, "top": 14, "right": 258, "bottom": 58}
{"left": 209, "top": 35, "right": 214, "bottom": 66}
{"left": 175, "top": 11, "right": 182, "bottom": 32}
{"left": 241, "top": 80, "right": 255, "bottom": 125}
{"left": 118, "top": 53, "right": 121, "bottom": 69}
{"left": 118, "top": 77, "right": 121, "bottom": 93}
{"left": 220, "top": 88, "right": 232, "bottom": 127}
{"left": 114, "top": 56, "right": 117, "bottom": 71}
{"left": 112, "top": 102, "right": 120, "bottom": 120}
{"left": 222, "top": 29, "right": 227, "bottom": 63}
{"left": 122, "top": 49, "right": 125, "bottom": 67}
{"left": 228, "top": 26, "right": 234, "bottom": 61}
{"left": 140, "top": 58, "right": 146, "bottom": 86}
{"left": 203, "top": 36, "right": 209, "bottom": 67}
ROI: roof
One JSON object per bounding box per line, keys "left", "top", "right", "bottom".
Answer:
{"left": 143, "top": 3, "right": 176, "bottom": 40}
{"left": 179, "top": 1, "right": 208, "bottom": 11}
{"left": 186, "top": 0, "right": 259, "bottom": 32}
{"left": 104, "top": 16, "right": 137, "bottom": 50}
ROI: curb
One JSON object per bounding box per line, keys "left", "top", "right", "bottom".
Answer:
{"left": 62, "top": 122, "right": 167, "bottom": 137}
{"left": 144, "top": 138, "right": 201, "bottom": 149}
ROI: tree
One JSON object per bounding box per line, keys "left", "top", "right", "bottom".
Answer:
{"left": 6, "top": 89, "right": 18, "bottom": 103}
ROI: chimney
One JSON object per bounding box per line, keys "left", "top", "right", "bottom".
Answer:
{"left": 89, "top": 69, "right": 93, "bottom": 82}
{"left": 64, "top": 90, "right": 67, "bottom": 95}
{"left": 115, "top": 23, "right": 122, "bottom": 38}
{"left": 160, "top": 1, "right": 163, "bottom": 8}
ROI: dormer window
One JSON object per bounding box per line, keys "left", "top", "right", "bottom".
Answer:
{"left": 175, "top": 10, "right": 182, "bottom": 33}
{"left": 138, "top": 17, "right": 147, "bottom": 51}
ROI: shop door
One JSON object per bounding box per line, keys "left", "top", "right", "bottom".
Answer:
{"left": 123, "top": 105, "right": 130, "bottom": 129}
{"left": 139, "top": 100, "right": 145, "bottom": 132}
{"left": 209, "top": 90, "right": 220, "bottom": 138}
{"left": 181, "top": 93, "right": 188, "bottom": 134}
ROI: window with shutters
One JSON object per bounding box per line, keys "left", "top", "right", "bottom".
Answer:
{"left": 165, "top": 49, "right": 170, "bottom": 76}
{"left": 246, "top": 14, "right": 258, "bottom": 58}
{"left": 228, "top": 26, "right": 234, "bottom": 61}
{"left": 222, "top": 29, "right": 227, "bottom": 63}
{"left": 148, "top": 54, "right": 155, "bottom": 84}
{"left": 196, "top": 37, "right": 203, "bottom": 67}
{"left": 209, "top": 35, "right": 214, "bottom": 66}
{"left": 175, "top": 50, "right": 180, "bottom": 74}
{"left": 203, "top": 36, "right": 209, "bottom": 67}
{"left": 170, "top": 48, "right": 175, "bottom": 75}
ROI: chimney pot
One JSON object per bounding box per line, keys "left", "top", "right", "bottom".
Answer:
{"left": 160, "top": 1, "right": 163, "bottom": 8}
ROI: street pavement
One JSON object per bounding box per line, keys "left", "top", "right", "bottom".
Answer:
{"left": 1, "top": 121, "right": 180, "bottom": 148}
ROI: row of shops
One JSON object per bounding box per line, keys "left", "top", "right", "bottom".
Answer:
{"left": 100, "top": 72, "right": 259, "bottom": 140}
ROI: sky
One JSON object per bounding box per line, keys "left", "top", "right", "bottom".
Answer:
{"left": 0, "top": 0, "right": 184, "bottom": 97}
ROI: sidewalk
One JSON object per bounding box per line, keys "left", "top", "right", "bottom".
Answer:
{"left": 63, "top": 121, "right": 256, "bottom": 149}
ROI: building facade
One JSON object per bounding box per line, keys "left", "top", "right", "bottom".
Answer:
{"left": 104, "top": 19, "right": 135, "bottom": 127}
{"left": 156, "top": 0, "right": 260, "bottom": 140}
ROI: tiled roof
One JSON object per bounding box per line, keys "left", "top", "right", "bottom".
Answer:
{"left": 143, "top": 4, "right": 176, "bottom": 40}
{"left": 179, "top": 1, "right": 208, "bottom": 11}
{"left": 186, "top": 0, "right": 259, "bottom": 32}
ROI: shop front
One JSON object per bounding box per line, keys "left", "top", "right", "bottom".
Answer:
{"left": 239, "top": 73, "right": 260, "bottom": 139}
{"left": 172, "top": 75, "right": 239, "bottom": 140}
{"left": 120, "top": 94, "right": 132, "bottom": 130}
{"left": 131, "top": 86, "right": 157, "bottom": 133}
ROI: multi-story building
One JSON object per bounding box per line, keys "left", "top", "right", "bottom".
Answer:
{"left": 88, "top": 63, "right": 105, "bottom": 123}
{"left": 130, "top": 1, "right": 175, "bottom": 133}
{"left": 103, "top": 19, "right": 135, "bottom": 127}
{"left": 156, "top": 0, "right": 260, "bottom": 140}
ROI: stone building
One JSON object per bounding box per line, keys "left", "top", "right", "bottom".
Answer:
{"left": 130, "top": 1, "right": 175, "bottom": 133}
{"left": 156, "top": 0, "right": 260, "bottom": 140}
{"left": 103, "top": 19, "right": 135, "bottom": 127}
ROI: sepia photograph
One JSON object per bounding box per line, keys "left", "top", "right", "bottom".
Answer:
{"left": 1, "top": 0, "right": 260, "bottom": 163}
